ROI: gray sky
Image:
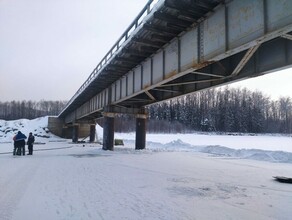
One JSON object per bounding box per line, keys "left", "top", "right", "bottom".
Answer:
{"left": 0, "top": 0, "right": 291, "bottom": 102}
{"left": 0, "top": 0, "right": 148, "bottom": 101}
{"left": 229, "top": 68, "right": 292, "bottom": 100}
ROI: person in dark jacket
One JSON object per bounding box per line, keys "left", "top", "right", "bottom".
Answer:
{"left": 27, "top": 132, "right": 35, "bottom": 155}
{"left": 13, "top": 135, "right": 18, "bottom": 156}
{"left": 14, "top": 131, "right": 27, "bottom": 156}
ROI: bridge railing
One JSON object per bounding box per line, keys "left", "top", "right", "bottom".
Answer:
{"left": 63, "top": 0, "right": 161, "bottom": 111}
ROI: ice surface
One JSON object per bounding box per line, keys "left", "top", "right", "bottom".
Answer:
{"left": 0, "top": 117, "right": 292, "bottom": 220}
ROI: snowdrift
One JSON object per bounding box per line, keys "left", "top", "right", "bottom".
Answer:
{"left": 0, "top": 116, "right": 53, "bottom": 142}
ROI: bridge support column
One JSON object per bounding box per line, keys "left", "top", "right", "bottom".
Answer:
{"left": 89, "top": 124, "right": 96, "bottom": 143}
{"left": 103, "top": 113, "right": 115, "bottom": 151}
{"left": 72, "top": 124, "right": 79, "bottom": 143}
{"left": 135, "top": 114, "right": 147, "bottom": 150}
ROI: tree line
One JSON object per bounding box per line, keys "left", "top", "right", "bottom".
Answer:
{"left": 147, "top": 87, "right": 292, "bottom": 134}
{"left": 115, "top": 87, "right": 292, "bottom": 134}
{"left": 0, "top": 100, "right": 67, "bottom": 120}
{"left": 1, "top": 87, "right": 291, "bottom": 134}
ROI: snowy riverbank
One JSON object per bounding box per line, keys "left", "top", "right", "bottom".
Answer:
{"left": 0, "top": 117, "right": 292, "bottom": 219}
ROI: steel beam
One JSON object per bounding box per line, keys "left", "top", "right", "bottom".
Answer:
{"left": 230, "top": 44, "right": 261, "bottom": 77}
{"left": 281, "top": 34, "right": 292, "bottom": 41}
{"left": 145, "top": 90, "right": 156, "bottom": 101}
{"left": 132, "top": 37, "right": 162, "bottom": 48}
{"left": 154, "top": 12, "right": 192, "bottom": 27}
{"left": 190, "top": 71, "right": 225, "bottom": 78}
{"left": 143, "top": 23, "right": 178, "bottom": 36}
{"left": 159, "top": 79, "right": 221, "bottom": 87}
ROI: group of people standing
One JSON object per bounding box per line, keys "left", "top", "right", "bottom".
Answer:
{"left": 13, "top": 131, "right": 35, "bottom": 156}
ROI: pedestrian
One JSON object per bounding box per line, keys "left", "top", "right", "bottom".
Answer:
{"left": 27, "top": 132, "right": 35, "bottom": 155}
{"left": 14, "top": 131, "right": 27, "bottom": 156}
{"left": 13, "top": 135, "right": 18, "bottom": 155}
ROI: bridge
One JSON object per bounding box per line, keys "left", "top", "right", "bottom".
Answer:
{"left": 52, "top": 0, "right": 292, "bottom": 150}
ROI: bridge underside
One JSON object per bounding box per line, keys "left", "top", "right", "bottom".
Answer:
{"left": 57, "top": 0, "right": 292, "bottom": 150}
{"left": 111, "top": 36, "right": 292, "bottom": 110}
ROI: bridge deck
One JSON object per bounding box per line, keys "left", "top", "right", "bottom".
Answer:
{"left": 59, "top": 0, "right": 292, "bottom": 123}
{"left": 59, "top": 0, "right": 223, "bottom": 118}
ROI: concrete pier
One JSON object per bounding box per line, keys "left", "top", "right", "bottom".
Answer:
{"left": 89, "top": 124, "right": 96, "bottom": 143}
{"left": 102, "top": 113, "right": 115, "bottom": 151}
{"left": 48, "top": 117, "right": 96, "bottom": 141}
{"left": 135, "top": 114, "right": 147, "bottom": 150}
{"left": 72, "top": 124, "right": 79, "bottom": 143}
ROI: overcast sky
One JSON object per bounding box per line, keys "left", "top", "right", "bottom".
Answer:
{"left": 0, "top": 0, "right": 291, "bottom": 102}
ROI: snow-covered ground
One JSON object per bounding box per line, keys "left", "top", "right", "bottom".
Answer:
{"left": 0, "top": 117, "right": 292, "bottom": 220}
{"left": 0, "top": 116, "right": 62, "bottom": 142}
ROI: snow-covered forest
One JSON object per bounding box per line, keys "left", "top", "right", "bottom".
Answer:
{"left": 147, "top": 87, "right": 292, "bottom": 133}
{"left": 0, "top": 100, "right": 67, "bottom": 120}
{"left": 118, "top": 87, "right": 292, "bottom": 134}
{"left": 1, "top": 87, "right": 291, "bottom": 134}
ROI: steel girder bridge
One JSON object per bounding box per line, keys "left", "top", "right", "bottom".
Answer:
{"left": 57, "top": 0, "right": 292, "bottom": 150}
